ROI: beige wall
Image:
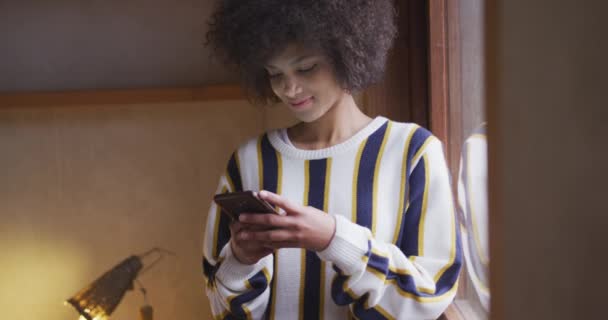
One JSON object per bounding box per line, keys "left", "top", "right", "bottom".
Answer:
{"left": 0, "top": 100, "right": 295, "bottom": 319}
{"left": 488, "top": 1, "right": 608, "bottom": 319}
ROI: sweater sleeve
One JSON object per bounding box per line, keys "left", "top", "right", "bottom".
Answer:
{"left": 202, "top": 152, "right": 273, "bottom": 320}
{"left": 317, "top": 137, "right": 462, "bottom": 319}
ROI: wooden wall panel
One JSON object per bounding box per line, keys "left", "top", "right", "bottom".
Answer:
{"left": 0, "top": 99, "right": 294, "bottom": 319}
{"left": 361, "top": 0, "right": 429, "bottom": 126}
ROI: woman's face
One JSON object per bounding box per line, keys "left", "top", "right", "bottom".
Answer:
{"left": 265, "top": 44, "right": 346, "bottom": 123}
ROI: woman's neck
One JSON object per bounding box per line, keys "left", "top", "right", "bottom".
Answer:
{"left": 287, "top": 94, "right": 373, "bottom": 150}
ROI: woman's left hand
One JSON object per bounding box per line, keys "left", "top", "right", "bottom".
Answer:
{"left": 237, "top": 190, "right": 336, "bottom": 251}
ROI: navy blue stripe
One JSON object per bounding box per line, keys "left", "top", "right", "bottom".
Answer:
{"left": 307, "top": 159, "right": 327, "bottom": 209}
{"left": 401, "top": 157, "right": 426, "bottom": 256}
{"left": 331, "top": 265, "right": 356, "bottom": 306}
{"left": 331, "top": 241, "right": 371, "bottom": 305}
{"left": 461, "top": 141, "right": 488, "bottom": 284}
{"left": 394, "top": 128, "right": 431, "bottom": 247}
{"left": 352, "top": 295, "right": 389, "bottom": 320}
{"left": 406, "top": 127, "right": 433, "bottom": 172}
{"left": 227, "top": 152, "right": 243, "bottom": 192}
{"left": 215, "top": 152, "right": 243, "bottom": 264}
{"left": 260, "top": 134, "right": 278, "bottom": 193}
{"left": 367, "top": 252, "right": 390, "bottom": 275}
{"left": 202, "top": 257, "right": 215, "bottom": 281}
{"left": 435, "top": 219, "right": 462, "bottom": 294}
{"left": 215, "top": 207, "right": 232, "bottom": 263}
{"left": 356, "top": 121, "right": 389, "bottom": 229}
{"left": 336, "top": 238, "right": 460, "bottom": 300}
{"left": 383, "top": 233, "right": 462, "bottom": 297}
{"left": 259, "top": 134, "right": 280, "bottom": 319}
{"left": 332, "top": 263, "right": 388, "bottom": 319}
{"left": 302, "top": 159, "right": 327, "bottom": 320}
{"left": 369, "top": 244, "right": 462, "bottom": 299}
{"left": 229, "top": 270, "right": 270, "bottom": 318}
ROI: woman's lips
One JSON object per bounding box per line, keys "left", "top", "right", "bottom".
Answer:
{"left": 289, "top": 97, "right": 313, "bottom": 108}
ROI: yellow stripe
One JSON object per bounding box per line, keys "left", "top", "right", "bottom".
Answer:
{"left": 215, "top": 310, "right": 229, "bottom": 320}
{"left": 276, "top": 151, "right": 283, "bottom": 195}
{"left": 298, "top": 249, "right": 306, "bottom": 320}
{"left": 340, "top": 266, "right": 457, "bottom": 308}
{"left": 243, "top": 305, "right": 252, "bottom": 320}
{"left": 417, "top": 154, "right": 431, "bottom": 258}
{"left": 319, "top": 158, "right": 332, "bottom": 320}
{"left": 365, "top": 247, "right": 435, "bottom": 294}
{"left": 372, "top": 121, "right": 392, "bottom": 236}
{"left": 299, "top": 160, "right": 310, "bottom": 320}
{"left": 265, "top": 151, "right": 281, "bottom": 320}
{"left": 269, "top": 252, "right": 278, "bottom": 319}
{"left": 391, "top": 279, "right": 458, "bottom": 302}
{"left": 275, "top": 151, "right": 283, "bottom": 212}
{"left": 466, "top": 144, "right": 489, "bottom": 266}
{"left": 212, "top": 185, "right": 229, "bottom": 259}
{"left": 324, "top": 158, "right": 332, "bottom": 212}
{"left": 404, "top": 126, "right": 421, "bottom": 219}
{"left": 470, "top": 133, "right": 487, "bottom": 140}
{"left": 352, "top": 139, "right": 368, "bottom": 222}
{"left": 257, "top": 136, "right": 263, "bottom": 190}
{"left": 241, "top": 280, "right": 254, "bottom": 320}
{"left": 393, "top": 127, "right": 417, "bottom": 244}
{"left": 433, "top": 195, "right": 457, "bottom": 283}
{"left": 412, "top": 136, "right": 434, "bottom": 167}
{"left": 261, "top": 267, "right": 271, "bottom": 283}
{"left": 223, "top": 271, "right": 270, "bottom": 320}
{"left": 303, "top": 160, "right": 310, "bottom": 205}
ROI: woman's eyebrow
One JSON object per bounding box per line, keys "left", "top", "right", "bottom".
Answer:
{"left": 266, "top": 55, "right": 317, "bottom": 69}
{"left": 290, "top": 55, "right": 316, "bottom": 64}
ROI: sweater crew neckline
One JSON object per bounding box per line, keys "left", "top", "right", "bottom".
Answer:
{"left": 267, "top": 116, "right": 388, "bottom": 160}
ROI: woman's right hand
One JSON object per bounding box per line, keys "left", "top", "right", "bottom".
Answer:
{"left": 229, "top": 220, "right": 274, "bottom": 265}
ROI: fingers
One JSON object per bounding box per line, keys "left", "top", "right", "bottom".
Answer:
{"left": 239, "top": 228, "right": 298, "bottom": 243}
{"left": 263, "top": 241, "right": 299, "bottom": 249}
{"left": 239, "top": 212, "right": 296, "bottom": 229}
{"left": 258, "top": 190, "right": 300, "bottom": 214}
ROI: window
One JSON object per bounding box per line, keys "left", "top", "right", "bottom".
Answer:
{"left": 429, "top": 0, "right": 488, "bottom": 319}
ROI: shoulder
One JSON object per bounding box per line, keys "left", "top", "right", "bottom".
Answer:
{"left": 230, "top": 130, "right": 281, "bottom": 161}
{"left": 382, "top": 120, "right": 444, "bottom": 168}
{"left": 385, "top": 120, "right": 439, "bottom": 150}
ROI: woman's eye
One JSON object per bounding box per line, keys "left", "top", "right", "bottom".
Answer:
{"left": 298, "top": 64, "right": 317, "bottom": 73}
{"left": 268, "top": 73, "right": 282, "bottom": 79}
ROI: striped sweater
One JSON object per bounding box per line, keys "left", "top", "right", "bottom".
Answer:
{"left": 202, "top": 116, "right": 462, "bottom": 320}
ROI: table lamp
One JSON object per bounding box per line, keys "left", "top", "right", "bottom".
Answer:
{"left": 65, "top": 248, "right": 173, "bottom": 320}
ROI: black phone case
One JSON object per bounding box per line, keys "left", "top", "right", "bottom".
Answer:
{"left": 213, "top": 191, "right": 277, "bottom": 220}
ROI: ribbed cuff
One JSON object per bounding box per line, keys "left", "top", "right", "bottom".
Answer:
{"left": 215, "top": 241, "right": 272, "bottom": 285}
{"left": 317, "top": 215, "right": 371, "bottom": 275}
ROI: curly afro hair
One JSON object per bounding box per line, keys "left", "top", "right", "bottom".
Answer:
{"left": 206, "top": 0, "right": 397, "bottom": 104}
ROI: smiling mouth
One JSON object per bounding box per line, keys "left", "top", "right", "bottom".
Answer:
{"left": 289, "top": 97, "right": 313, "bottom": 107}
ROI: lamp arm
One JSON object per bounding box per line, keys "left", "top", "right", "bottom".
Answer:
{"left": 137, "top": 247, "right": 176, "bottom": 276}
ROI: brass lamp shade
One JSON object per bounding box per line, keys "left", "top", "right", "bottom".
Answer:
{"left": 66, "top": 255, "right": 143, "bottom": 320}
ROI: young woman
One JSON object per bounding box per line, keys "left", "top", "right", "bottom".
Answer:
{"left": 202, "top": 1, "right": 461, "bottom": 319}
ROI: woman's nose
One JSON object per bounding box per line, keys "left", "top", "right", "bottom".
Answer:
{"left": 282, "top": 77, "right": 301, "bottom": 98}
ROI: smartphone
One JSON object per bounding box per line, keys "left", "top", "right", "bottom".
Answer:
{"left": 213, "top": 191, "right": 278, "bottom": 220}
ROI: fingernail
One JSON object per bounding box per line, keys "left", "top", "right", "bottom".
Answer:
{"left": 259, "top": 190, "right": 267, "bottom": 197}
